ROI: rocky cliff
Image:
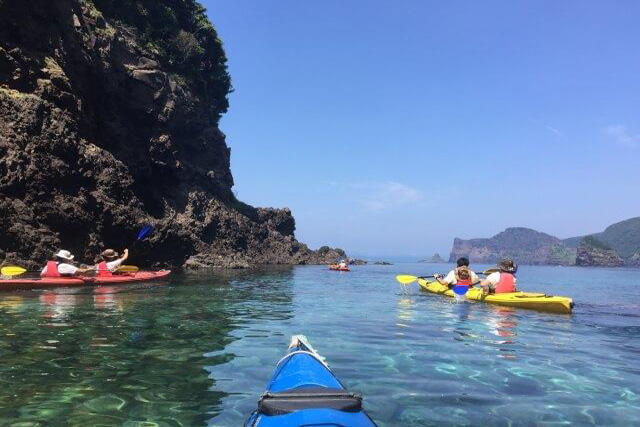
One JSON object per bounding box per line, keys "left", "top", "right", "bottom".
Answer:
{"left": 0, "top": 0, "right": 342, "bottom": 269}
{"left": 575, "top": 237, "right": 624, "bottom": 267}
{"left": 449, "top": 227, "right": 576, "bottom": 265}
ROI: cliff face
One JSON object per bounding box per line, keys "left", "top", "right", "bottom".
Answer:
{"left": 575, "top": 237, "right": 624, "bottom": 267}
{"left": 0, "top": 0, "right": 341, "bottom": 268}
{"left": 449, "top": 227, "right": 576, "bottom": 265}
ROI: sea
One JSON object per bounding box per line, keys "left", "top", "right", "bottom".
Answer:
{"left": 0, "top": 263, "right": 638, "bottom": 426}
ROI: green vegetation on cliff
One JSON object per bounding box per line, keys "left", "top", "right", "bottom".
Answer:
{"left": 92, "top": 0, "right": 231, "bottom": 120}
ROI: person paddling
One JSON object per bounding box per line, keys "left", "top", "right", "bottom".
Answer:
{"left": 40, "top": 250, "right": 89, "bottom": 277}
{"left": 338, "top": 259, "right": 348, "bottom": 269}
{"left": 480, "top": 258, "right": 517, "bottom": 294}
{"left": 96, "top": 248, "right": 129, "bottom": 276}
{"left": 433, "top": 257, "right": 480, "bottom": 290}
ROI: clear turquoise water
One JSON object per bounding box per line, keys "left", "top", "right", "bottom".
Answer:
{"left": 0, "top": 263, "right": 638, "bottom": 426}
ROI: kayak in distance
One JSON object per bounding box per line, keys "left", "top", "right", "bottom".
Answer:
{"left": 0, "top": 270, "right": 171, "bottom": 291}
{"left": 418, "top": 279, "right": 573, "bottom": 314}
{"left": 328, "top": 265, "right": 350, "bottom": 272}
{"left": 245, "top": 335, "right": 376, "bottom": 427}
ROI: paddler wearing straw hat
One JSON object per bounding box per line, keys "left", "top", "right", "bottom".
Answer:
{"left": 479, "top": 258, "right": 518, "bottom": 294}
{"left": 95, "top": 248, "right": 129, "bottom": 275}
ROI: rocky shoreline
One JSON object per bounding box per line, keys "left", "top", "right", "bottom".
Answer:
{"left": 0, "top": 1, "right": 346, "bottom": 269}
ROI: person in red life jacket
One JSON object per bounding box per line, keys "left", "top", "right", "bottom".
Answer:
{"left": 40, "top": 250, "right": 89, "bottom": 277}
{"left": 96, "top": 248, "right": 129, "bottom": 276}
{"left": 433, "top": 257, "right": 480, "bottom": 289}
{"left": 480, "top": 258, "right": 518, "bottom": 294}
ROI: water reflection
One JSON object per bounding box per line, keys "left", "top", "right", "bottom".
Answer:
{"left": 0, "top": 295, "right": 23, "bottom": 312}
{"left": 396, "top": 297, "right": 414, "bottom": 331}
{"left": 0, "top": 274, "right": 244, "bottom": 425}
{"left": 204, "top": 266, "right": 296, "bottom": 426}
{"left": 486, "top": 306, "right": 518, "bottom": 359}
{"left": 39, "top": 290, "right": 79, "bottom": 322}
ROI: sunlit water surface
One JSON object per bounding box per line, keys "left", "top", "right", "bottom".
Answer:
{"left": 0, "top": 263, "right": 638, "bottom": 426}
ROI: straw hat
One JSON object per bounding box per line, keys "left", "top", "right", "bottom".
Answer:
{"left": 101, "top": 249, "right": 119, "bottom": 260}
{"left": 498, "top": 258, "right": 518, "bottom": 273}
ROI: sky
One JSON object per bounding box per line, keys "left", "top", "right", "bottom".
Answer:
{"left": 202, "top": 0, "right": 640, "bottom": 258}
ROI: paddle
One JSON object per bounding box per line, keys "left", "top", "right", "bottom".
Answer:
{"left": 136, "top": 224, "right": 153, "bottom": 241}
{"left": 1, "top": 225, "right": 153, "bottom": 278}
{"left": 1, "top": 266, "right": 27, "bottom": 277}
{"left": 396, "top": 269, "right": 498, "bottom": 295}
{"left": 116, "top": 265, "right": 139, "bottom": 273}
{"left": 395, "top": 274, "right": 434, "bottom": 284}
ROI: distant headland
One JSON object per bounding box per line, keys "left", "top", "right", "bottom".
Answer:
{"left": 448, "top": 217, "right": 640, "bottom": 267}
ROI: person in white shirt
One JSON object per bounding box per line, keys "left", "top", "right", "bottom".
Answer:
{"left": 433, "top": 257, "right": 480, "bottom": 288}
{"left": 40, "top": 250, "right": 89, "bottom": 277}
{"left": 97, "top": 248, "right": 129, "bottom": 273}
{"left": 338, "top": 259, "right": 348, "bottom": 269}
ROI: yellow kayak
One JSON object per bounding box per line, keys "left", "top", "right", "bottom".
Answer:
{"left": 417, "top": 279, "right": 573, "bottom": 314}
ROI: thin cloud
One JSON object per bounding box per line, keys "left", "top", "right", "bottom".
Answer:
{"left": 604, "top": 125, "right": 640, "bottom": 148}
{"left": 356, "top": 181, "right": 423, "bottom": 211}
{"left": 544, "top": 125, "right": 564, "bottom": 138}
{"left": 529, "top": 118, "right": 565, "bottom": 139}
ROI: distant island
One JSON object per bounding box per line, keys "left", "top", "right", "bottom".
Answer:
{"left": 418, "top": 253, "right": 445, "bottom": 263}
{"left": 449, "top": 217, "right": 640, "bottom": 267}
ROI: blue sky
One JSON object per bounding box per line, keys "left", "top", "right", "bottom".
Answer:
{"left": 203, "top": 0, "right": 640, "bottom": 258}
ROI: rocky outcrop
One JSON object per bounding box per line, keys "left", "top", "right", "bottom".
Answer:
{"left": 575, "top": 237, "right": 624, "bottom": 267}
{"left": 565, "top": 217, "right": 640, "bottom": 265}
{"left": 449, "top": 227, "right": 576, "bottom": 265}
{"left": 628, "top": 251, "right": 640, "bottom": 267}
{"left": 0, "top": 0, "right": 343, "bottom": 269}
{"left": 419, "top": 253, "right": 445, "bottom": 263}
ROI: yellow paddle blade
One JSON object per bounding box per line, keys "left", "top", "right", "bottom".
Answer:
{"left": 482, "top": 268, "right": 499, "bottom": 275}
{"left": 1, "top": 266, "right": 27, "bottom": 276}
{"left": 116, "top": 265, "right": 139, "bottom": 273}
{"left": 396, "top": 275, "right": 418, "bottom": 284}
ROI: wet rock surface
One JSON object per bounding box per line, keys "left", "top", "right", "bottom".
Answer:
{"left": 0, "top": 0, "right": 341, "bottom": 269}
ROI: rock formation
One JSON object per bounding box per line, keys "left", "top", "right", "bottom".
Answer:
{"left": 628, "top": 251, "right": 640, "bottom": 267}
{"left": 0, "top": 0, "right": 342, "bottom": 269}
{"left": 575, "top": 237, "right": 624, "bottom": 267}
{"left": 449, "top": 227, "right": 576, "bottom": 265}
{"left": 564, "top": 217, "right": 640, "bottom": 265}
{"left": 419, "top": 253, "right": 445, "bottom": 263}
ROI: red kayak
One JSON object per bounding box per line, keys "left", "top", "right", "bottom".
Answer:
{"left": 328, "top": 264, "right": 350, "bottom": 272}
{"left": 0, "top": 270, "right": 171, "bottom": 291}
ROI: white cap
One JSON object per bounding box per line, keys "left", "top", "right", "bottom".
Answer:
{"left": 55, "top": 249, "right": 74, "bottom": 261}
